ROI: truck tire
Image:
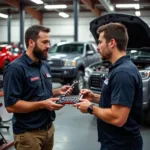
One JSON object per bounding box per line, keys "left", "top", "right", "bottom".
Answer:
{"left": 73, "top": 71, "right": 84, "bottom": 94}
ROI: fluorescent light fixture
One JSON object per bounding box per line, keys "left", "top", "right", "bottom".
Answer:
{"left": 0, "top": 13, "right": 8, "bottom": 19}
{"left": 59, "top": 12, "right": 69, "bottom": 18}
{"left": 44, "top": 5, "right": 67, "bottom": 9}
{"left": 135, "top": 11, "right": 141, "bottom": 16}
{"left": 131, "top": 50, "right": 137, "bottom": 53}
{"left": 116, "top": 4, "right": 140, "bottom": 9}
{"left": 135, "top": 4, "right": 140, "bottom": 9}
{"left": 30, "top": 0, "right": 43, "bottom": 4}
{"left": 110, "top": 6, "right": 114, "bottom": 11}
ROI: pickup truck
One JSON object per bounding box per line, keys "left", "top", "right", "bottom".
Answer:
{"left": 47, "top": 41, "right": 100, "bottom": 94}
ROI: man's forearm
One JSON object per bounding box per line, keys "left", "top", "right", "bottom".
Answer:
{"left": 52, "top": 88, "right": 61, "bottom": 97}
{"left": 6, "top": 100, "right": 45, "bottom": 113}
{"left": 92, "top": 106, "right": 121, "bottom": 127}
{"left": 92, "top": 93, "right": 101, "bottom": 104}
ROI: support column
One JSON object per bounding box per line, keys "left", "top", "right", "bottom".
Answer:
{"left": 20, "top": 1, "right": 25, "bottom": 51}
{"left": 7, "top": 9, "right": 11, "bottom": 44}
{"left": 73, "top": 0, "right": 79, "bottom": 41}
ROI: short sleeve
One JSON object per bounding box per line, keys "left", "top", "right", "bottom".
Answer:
{"left": 110, "top": 71, "right": 135, "bottom": 107}
{"left": 3, "top": 65, "right": 23, "bottom": 107}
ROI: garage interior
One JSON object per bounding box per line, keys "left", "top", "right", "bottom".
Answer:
{"left": 0, "top": 0, "right": 150, "bottom": 150}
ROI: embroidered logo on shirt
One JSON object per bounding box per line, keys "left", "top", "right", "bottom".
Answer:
{"left": 46, "top": 73, "right": 51, "bottom": 78}
{"left": 30, "top": 76, "right": 40, "bottom": 82}
{"left": 104, "top": 78, "right": 109, "bottom": 85}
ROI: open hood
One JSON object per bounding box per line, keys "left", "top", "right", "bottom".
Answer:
{"left": 90, "top": 13, "right": 150, "bottom": 49}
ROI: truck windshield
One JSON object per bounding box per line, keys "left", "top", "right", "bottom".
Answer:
{"left": 49, "top": 43, "right": 84, "bottom": 54}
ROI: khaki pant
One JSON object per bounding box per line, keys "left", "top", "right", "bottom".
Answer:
{"left": 14, "top": 123, "right": 55, "bottom": 150}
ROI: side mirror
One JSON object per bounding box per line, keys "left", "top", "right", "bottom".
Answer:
{"left": 86, "top": 50, "right": 94, "bottom": 55}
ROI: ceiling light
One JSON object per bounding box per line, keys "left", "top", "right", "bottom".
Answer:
{"left": 131, "top": 50, "right": 137, "bottom": 53}
{"left": 0, "top": 13, "right": 8, "bottom": 19}
{"left": 110, "top": 6, "right": 114, "bottom": 11}
{"left": 30, "top": 0, "right": 43, "bottom": 4}
{"left": 135, "top": 11, "right": 141, "bottom": 16}
{"left": 44, "top": 5, "right": 67, "bottom": 9}
{"left": 116, "top": 4, "right": 140, "bottom": 9}
{"left": 58, "top": 12, "right": 69, "bottom": 18}
{"left": 135, "top": 4, "right": 140, "bottom": 9}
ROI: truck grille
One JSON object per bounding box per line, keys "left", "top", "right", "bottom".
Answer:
{"left": 90, "top": 73, "right": 106, "bottom": 88}
{"left": 48, "top": 59, "right": 64, "bottom": 67}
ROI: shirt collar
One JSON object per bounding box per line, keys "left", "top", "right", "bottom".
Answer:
{"left": 23, "top": 52, "right": 42, "bottom": 65}
{"left": 109, "top": 55, "right": 130, "bottom": 71}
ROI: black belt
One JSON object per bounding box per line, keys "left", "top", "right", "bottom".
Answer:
{"left": 31, "top": 123, "right": 52, "bottom": 132}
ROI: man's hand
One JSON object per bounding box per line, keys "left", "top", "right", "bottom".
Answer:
{"left": 44, "top": 97, "right": 64, "bottom": 111}
{"left": 80, "top": 89, "right": 101, "bottom": 104}
{"left": 73, "top": 99, "right": 91, "bottom": 113}
{"left": 60, "top": 85, "right": 73, "bottom": 96}
{"left": 79, "top": 89, "right": 94, "bottom": 102}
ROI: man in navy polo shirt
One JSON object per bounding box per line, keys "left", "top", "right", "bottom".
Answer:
{"left": 3, "top": 25, "right": 73, "bottom": 150}
{"left": 74, "top": 22, "right": 143, "bottom": 150}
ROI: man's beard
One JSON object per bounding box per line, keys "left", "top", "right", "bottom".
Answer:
{"left": 101, "top": 52, "right": 112, "bottom": 61}
{"left": 33, "top": 44, "right": 48, "bottom": 60}
{"left": 100, "top": 53, "right": 106, "bottom": 61}
{"left": 100, "top": 46, "right": 112, "bottom": 61}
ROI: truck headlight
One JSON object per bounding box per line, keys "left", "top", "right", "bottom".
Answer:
{"left": 85, "top": 68, "right": 93, "bottom": 77}
{"left": 140, "top": 70, "right": 150, "bottom": 79}
{"left": 64, "top": 60, "right": 76, "bottom": 67}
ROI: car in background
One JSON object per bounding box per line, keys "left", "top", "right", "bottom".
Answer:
{"left": 87, "top": 13, "right": 150, "bottom": 126}
{"left": 0, "top": 44, "right": 22, "bottom": 73}
{"left": 47, "top": 41, "right": 100, "bottom": 94}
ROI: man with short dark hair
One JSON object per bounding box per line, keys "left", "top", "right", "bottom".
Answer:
{"left": 74, "top": 22, "right": 143, "bottom": 150}
{"left": 3, "top": 25, "right": 73, "bottom": 150}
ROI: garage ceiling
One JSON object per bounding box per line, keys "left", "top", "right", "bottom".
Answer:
{"left": 0, "top": 0, "right": 149, "bottom": 18}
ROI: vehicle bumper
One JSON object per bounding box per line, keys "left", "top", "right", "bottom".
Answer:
{"left": 84, "top": 75, "right": 89, "bottom": 87}
{"left": 50, "top": 67, "right": 77, "bottom": 79}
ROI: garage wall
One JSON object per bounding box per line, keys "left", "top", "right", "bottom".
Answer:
{"left": 0, "top": 12, "right": 150, "bottom": 47}
{"left": 43, "top": 14, "right": 96, "bottom": 44}
{"left": 0, "top": 16, "right": 39, "bottom": 45}
{"left": 0, "top": 12, "right": 96, "bottom": 47}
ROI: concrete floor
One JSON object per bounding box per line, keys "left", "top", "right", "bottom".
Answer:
{"left": 1, "top": 83, "right": 150, "bottom": 150}
{"left": 0, "top": 103, "right": 100, "bottom": 150}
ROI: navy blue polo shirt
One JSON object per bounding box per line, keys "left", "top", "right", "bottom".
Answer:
{"left": 3, "top": 53, "right": 55, "bottom": 134}
{"left": 97, "top": 56, "right": 143, "bottom": 149}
